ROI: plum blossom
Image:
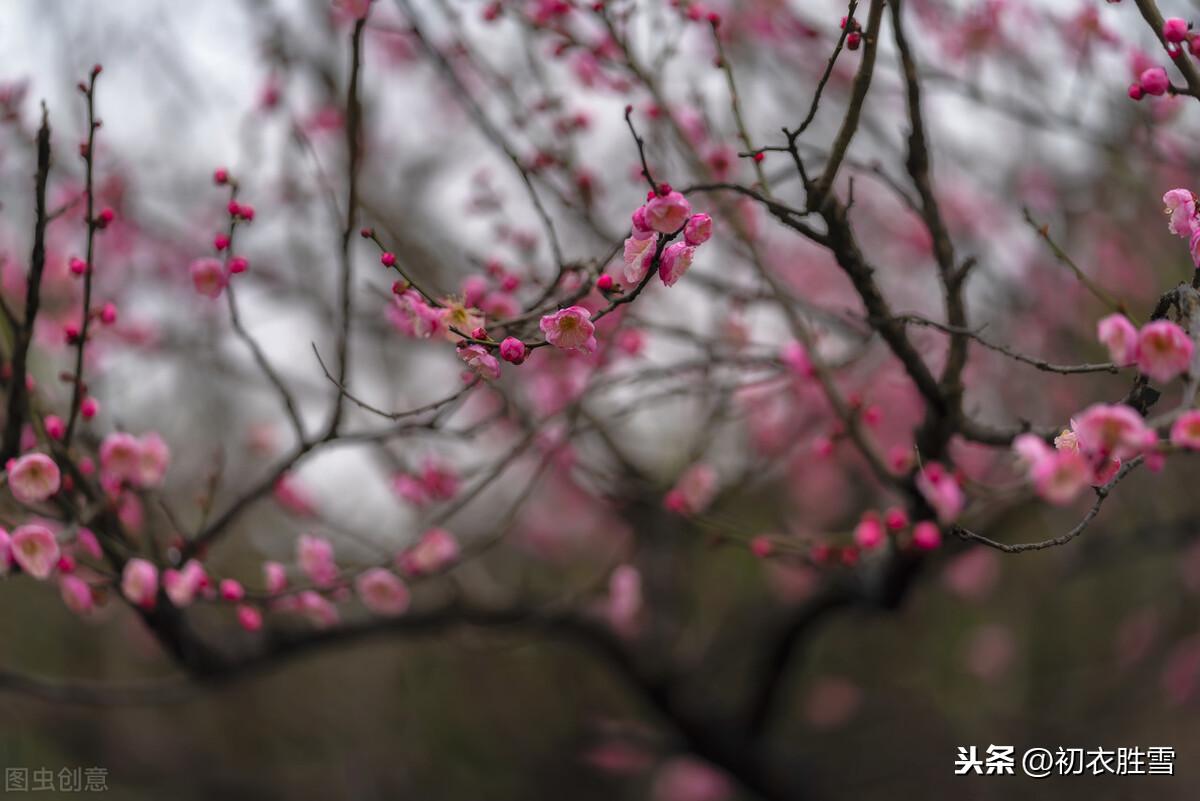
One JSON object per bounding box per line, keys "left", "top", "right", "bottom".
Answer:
{"left": 163, "top": 560, "right": 207, "bottom": 607}
{"left": 60, "top": 574, "right": 94, "bottom": 615}
{"left": 658, "top": 242, "right": 696, "bottom": 287}
{"left": 499, "top": 337, "right": 527, "bottom": 365}
{"left": 854, "top": 512, "right": 885, "bottom": 549}
{"left": 355, "top": 568, "right": 411, "bottom": 616}
{"left": 136, "top": 433, "right": 170, "bottom": 487}
{"left": 273, "top": 473, "right": 318, "bottom": 517}
{"left": 398, "top": 528, "right": 460, "bottom": 575}
{"left": 644, "top": 190, "right": 691, "bottom": 233}
{"left": 99, "top": 432, "right": 141, "bottom": 483}
{"left": 121, "top": 558, "right": 159, "bottom": 608}
{"left": 264, "top": 561, "right": 288, "bottom": 594}
{"left": 298, "top": 534, "right": 338, "bottom": 587}
{"left": 664, "top": 463, "right": 718, "bottom": 516}
{"left": 458, "top": 343, "right": 501, "bottom": 380}
{"left": 1171, "top": 410, "right": 1200, "bottom": 449}
{"left": 1140, "top": 67, "right": 1169, "bottom": 96}
{"left": 683, "top": 213, "right": 713, "bottom": 246}
{"left": 297, "top": 590, "right": 339, "bottom": 628}
{"left": 540, "top": 306, "right": 596, "bottom": 353}
{"left": 1163, "top": 189, "right": 1198, "bottom": 237}
{"left": 189, "top": 257, "right": 227, "bottom": 298}
{"left": 1013, "top": 433, "right": 1091, "bottom": 505}
{"left": 607, "top": 564, "right": 642, "bottom": 637}
{"left": 7, "top": 453, "right": 61, "bottom": 505}
{"left": 238, "top": 605, "right": 263, "bottom": 631}
{"left": 440, "top": 301, "right": 485, "bottom": 342}
{"left": 1054, "top": 427, "right": 1120, "bottom": 485}
{"left": 10, "top": 524, "right": 59, "bottom": 580}
{"left": 1136, "top": 320, "right": 1193, "bottom": 383}
{"left": 1096, "top": 314, "right": 1137, "bottom": 365}
{"left": 1071, "top": 403, "right": 1153, "bottom": 461}
{"left": 914, "top": 463, "right": 963, "bottom": 523}
{"left": 780, "top": 341, "right": 814, "bottom": 377}
{"left": 622, "top": 231, "right": 658, "bottom": 284}
{"left": 911, "top": 522, "right": 941, "bottom": 550}
{"left": 388, "top": 291, "right": 445, "bottom": 339}
{"left": 220, "top": 578, "right": 245, "bottom": 602}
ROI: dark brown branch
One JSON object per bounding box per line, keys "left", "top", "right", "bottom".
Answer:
{"left": 1, "top": 106, "right": 51, "bottom": 463}
{"left": 64, "top": 70, "right": 102, "bottom": 448}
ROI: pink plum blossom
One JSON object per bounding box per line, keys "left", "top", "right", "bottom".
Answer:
{"left": 1171, "top": 410, "right": 1200, "bottom": 449}
{"left": 499, "top": 337, "right": 527, "bottom": 365}
{"left": 458, "top": 344, "right": 501, "bottom": 380}
{"left": 1071, "top": 404, "right": 1153, "bottom": 461}
{"left": 121, "top": 558, "right": 159, "bottom": 608}
{"left": 298, "top": 534, "right": 338, "bottom": 587}
{"left": 914, "top": 462, "right": 963, "bottom": 524}
{"left": 1163, "top": 188, "right": 1198, "bottom": 237}
{"left": 663, "top": 463, "right": 718, "bottom": 516}
{"left": 398, "top": 528, "right": 460, "bottom": 575}
{"left": 99, "top": 432, "right": 141, "bottom": 483}
{"left": 273, "top": 474, "right": 318, "bottom": 517}
{"left": 1140, "top": 67, "right": 1169, "bottom": 96}
{"left": 854, "top": 512, "right": 885, "bottom": 549}
{"left": 189, "top": 257, "right": 227, "bottom": 298}
{"left": 1096, "top": 314, "right": 1137, "bottom": 365}
{"left": 540, "top": 306, "right": 596, "bottom": 353}
{"left": 607, "top": 564, "right": 642, "bottom": 637}
{"left": 1136, "top": 320, "right": 1193, "bottom": 383}
{"left": 163, "top": 560, "right": 207, "bottom": 607}
{"left": 644, "top": 190, "right": 692, "bottom": 233}
{"left": 7, "top": 453, "right": 61, "bottom": 505}
{"left": 355, "top": 568, "right": 411, "bottom": 616}
{"left": 264, "top": 561, "right": 288, "bottom": 594}
{"left": 623, "top": 231, "right": 658, "bottom": 284}
{"left": 59, "top": 574, "right": 94, "bottom": 615}
{"left": 911, "top": 522, "right": 941, "bottom": 550}
{"left": 297, "top": 590, "right": 339, "bottom": 628}
{"left": 658, "top": 243, "right": 696, "bottom": 287}
{"left": 11, "top": 524, "right": 59, "bottom": 579}
{"left": 220, "top": 578, "right": 245, "bottom": 602}
{"left": 683, "top": 213, "right": 713, "bottom": 246}
{"left": 136, "top": 433, "right": 170, "bottom": 487}
{"left": 238, "top": 605, "right": 263, "bottom": 631}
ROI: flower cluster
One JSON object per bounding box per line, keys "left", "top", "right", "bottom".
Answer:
{"left": 1014, "top": 404, "right": 1155, "bottom": 505}
{"left": 1097, "top": 313, "right": 1193, "bottom": 383}
{"left": 189, "top": 168, "right": 254, "bottom": 298}
{"left": 621, "top": 187, "right": 712, "bottom": 288}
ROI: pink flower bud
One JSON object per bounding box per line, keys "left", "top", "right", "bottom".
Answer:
{"left": 911, "top": 522, "right": 941, "bottom": 550}
{"left": 499, "top": 337, "right": 527, "bottom": 364}
{"left": 213, "top": 167, "right": 229, "bottom": 185}
{"left": 1140, "top": 67, "right": 1169, "bottom": 96}
{"left": 237, "top": 604, "right": 263, "bottom": 631}
{"left": 1164, "top": 17, "right": 1190, "bottom": 44}
{"left": 80, "top": 397, "right": 99, "bottom": 419}
{"left": 99, "top": 302, "right": 117, "bottom": 325}
{"left": 44, "top": 415, "right": 65, "bottom": 440}
{"left": 381, "top": 252, "right": 397, "bottom": 267}
{"left": 219, "top": 578, "right": 245, "bottom": 602}
{"left": 228, "top": 256, "right": 249, "bottom": 274}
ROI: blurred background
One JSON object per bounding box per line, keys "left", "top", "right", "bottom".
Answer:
{"left": 0, "top": 0, "right": 1198, "bottom": 799}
